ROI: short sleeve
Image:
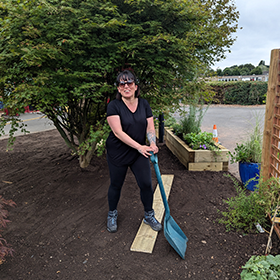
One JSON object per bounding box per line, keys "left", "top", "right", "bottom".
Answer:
{"left": 144, "top": 99, "right": 153, "bottom": 118}
{"left": 107, "top": 100, "right": 119, "bottom": 117}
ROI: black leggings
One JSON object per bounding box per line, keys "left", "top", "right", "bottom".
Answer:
{"left": 107, "top": 155, "right": 153, "bottom": 212}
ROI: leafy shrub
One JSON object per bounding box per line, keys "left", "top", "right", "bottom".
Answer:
{"left": 218, "top": 176, "right": 267, "bottom": 232}
{"left": 77, "top": 120, "right": 110, "bottom": 158}
{"left": 219, "top": 176, "right": 280, "bottom": 233}
{"left": 0, "top": 195, "right": 16, "bottom": 264}
{"left": 241, "top": 255, "right": 280, "bottom": 280}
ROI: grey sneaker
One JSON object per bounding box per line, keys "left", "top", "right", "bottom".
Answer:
{"left": 107, "top": 210, "right": 118, "bottom": 233}
{"left": 144, "top": 210, "right": 162, "bottom": 231}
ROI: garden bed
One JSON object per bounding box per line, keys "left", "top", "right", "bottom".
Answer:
{"left": 0, "top": 130, "right": 279, "bottom": 279}
{"left": 165, "top": 128, "right": 229, "bottom": 171}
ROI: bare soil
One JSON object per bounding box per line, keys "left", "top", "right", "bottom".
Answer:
{"left": 0, "top": 129, "right": 279, "bottom": 280}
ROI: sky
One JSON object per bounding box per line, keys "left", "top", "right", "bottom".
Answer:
{"left": 213, "top": 0, "right": 280, "bottom": 70}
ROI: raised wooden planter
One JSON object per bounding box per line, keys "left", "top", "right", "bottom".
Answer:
{"left": 164, "top": 128, "right": 229, "bottom": 171}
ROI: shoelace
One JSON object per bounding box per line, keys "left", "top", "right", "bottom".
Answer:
{"left": 111, "top": 216, "right": 117, "bottom": 224}
{"left": 147, "top": 216, "right": 157, "bottom": 224}
{"left": 151, "top": 217, "right": 158, "bottom": 223}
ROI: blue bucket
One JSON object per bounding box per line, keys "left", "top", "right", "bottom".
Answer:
{"left": 239, "top": 162, "right": 260, "bottom": 191}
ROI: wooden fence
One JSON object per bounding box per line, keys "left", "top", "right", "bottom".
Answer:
{"left": 261, "top": 48, "right": 280, "bottom": 237}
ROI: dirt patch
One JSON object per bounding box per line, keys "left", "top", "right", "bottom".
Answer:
{"left": 0, "top": 129, "right": 279, "bottom": 280}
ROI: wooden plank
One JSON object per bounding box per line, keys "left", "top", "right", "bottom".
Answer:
{"left": 268, "top": 214, "right": 280, "bottom": 239}
{"left": 194, "top": 149, "right": 229, "bottom": 163}
{"left": 165, "top": 128, "right": 193, "bottom": 167}
{"left": 275, "top": 224, "right": 280, "bottom": 239}
{"left": 271, "top": 217, "right": 280, "bottom": 223}
{"left": 130, "top": 174, "right": 174, "bottom": 254}
{"left": 222, "top": 161, "right": 229, "bottom": 171}
{"left": 189, "top": 162, "right": 223, "bottom": 171}
{"left": 155, "top": 127, "right": 159, "bottom": 138}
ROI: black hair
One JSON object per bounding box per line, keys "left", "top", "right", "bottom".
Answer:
{"left": 115, "top": 70, "right": 140, "bottom": 100}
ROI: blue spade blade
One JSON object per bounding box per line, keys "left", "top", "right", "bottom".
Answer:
{"left": 150, "top": 152, "right": 188, "bottom": 259}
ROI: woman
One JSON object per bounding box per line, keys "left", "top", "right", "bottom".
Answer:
{"left": 106, "top": 70, "right": 162, "bottom": 233}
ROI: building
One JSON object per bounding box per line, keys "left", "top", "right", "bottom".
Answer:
{"left": 208, "top": 73, "right": 269, "bottom": 82}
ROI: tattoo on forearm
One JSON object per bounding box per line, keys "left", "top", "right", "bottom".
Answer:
{"left": 147, "top": 131, "right": 156, "bottom": 144}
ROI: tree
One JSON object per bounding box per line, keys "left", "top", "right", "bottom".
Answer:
{"left": 240, "top": 68, "right": 249, "bottom": 76}
{"left": 223, "top": 67, "right": 233, "bottom": 76}
{"left": 243, "top": 63, "right": 255, "bottom": 72}
{"left": 0, "top": 0, "right": 239, "bottom": 168}
{"left": 217, "top": 69, "right": 223, "bottom": 76}
{"left": 231, "top": 67, "right": 240, "bottom": 76}
{"left": 250, "top": 66, "right": 263, "bottom": 75}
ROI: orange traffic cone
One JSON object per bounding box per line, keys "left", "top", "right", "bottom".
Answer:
{"left": 212, "top": 125, "right": 218, "bottom": 143}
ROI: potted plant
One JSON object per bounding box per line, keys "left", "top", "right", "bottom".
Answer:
{"left": 229, "top": 118, "right": 263, "bottom": 191}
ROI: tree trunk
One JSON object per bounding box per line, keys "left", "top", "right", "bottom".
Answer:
{"left": 78, "top": 142, "right": 97, "bottom": 168}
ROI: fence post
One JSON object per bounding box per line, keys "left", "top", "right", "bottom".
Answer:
{"left": 158, "top": 113, "right": 164, "bottom": 143}
{"left": 261, "top": 49, "right": 280, "bottom": 181}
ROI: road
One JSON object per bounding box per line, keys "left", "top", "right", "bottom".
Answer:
{"left": 0, "top": 112, "right": 55, "bottom": 139}
{"left": 0, "top": 105, "right": 267, "bottom": 179}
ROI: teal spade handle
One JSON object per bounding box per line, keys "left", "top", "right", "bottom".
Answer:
{"left": 150, "top": 152, "right": 170, "bottom": 217}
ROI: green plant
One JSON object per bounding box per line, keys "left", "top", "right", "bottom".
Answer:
{"left": 241, "top": 254, "right": 280, "bottom": 280}
{"left": 77, "top": 119, "right": 110, "bottom": 160}
{"left": 229, "top": 143, "right": 257, "bottom": 163}
{"left": 0, "top": 196, "right": 16, "bottom": 264}
{"left": 164, "top": 116, "right": 178, "bottom": 129}
{"left": 171, "top": 102, "right": 209, "bottom": 137}
{"left": 229, "top": 117, "right": 263, "bottom": 163}
{"left": 258, "top": 178, "right": 280, "bottom": 218}
{"left": 218, "top": 175, "right": 267, "bottom": 232}
{"left": 219, "top": 175, "right": 280, "bottom": 233}
{"left": 183, "top": 131, "right": 218, "bottom": 151}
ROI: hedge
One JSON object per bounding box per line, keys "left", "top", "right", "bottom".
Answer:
{"left": 209, "top": 81, "right": 267, "bottom": 105}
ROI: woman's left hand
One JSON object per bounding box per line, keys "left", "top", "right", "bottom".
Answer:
{"left": 150, "top": 143, "right": 158, "bottom": 154}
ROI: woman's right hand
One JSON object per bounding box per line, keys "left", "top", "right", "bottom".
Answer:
{"left": 137, "top": 145, "right": 153, "bottom": 158}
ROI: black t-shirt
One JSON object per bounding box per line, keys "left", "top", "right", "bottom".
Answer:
{"left": 106, "top": 97, "right": 153, "bottom": 166}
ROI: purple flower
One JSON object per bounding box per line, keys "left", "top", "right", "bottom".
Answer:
{"left": 203, "top": 144, "right": 207, "bottom": 150}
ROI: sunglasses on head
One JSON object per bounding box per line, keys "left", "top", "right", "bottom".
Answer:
{"left": 118, "top": 80, "right": 134, "bottom": 87}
